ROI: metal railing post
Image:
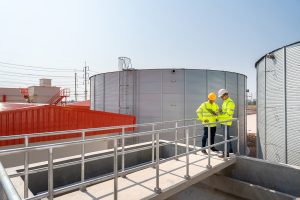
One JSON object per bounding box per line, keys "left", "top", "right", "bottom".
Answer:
{"left": 48, "top": 148, "right": 54, "bottom": 200}
{"left": 80, "top": 131, "right": 86, "bottom": 191}
{"left": 193, "top": 120, "right": 196, "bottom": 154}
{"left": 152, "top": 124, "right": 155, "bottom": 167}
{"left": 121, "top": 128, "right": 126, "bottom": 177}
{"left": 113, "top": 138, "right": 118, "bottom": 200}
{"left": 237, "top": 120, "right": 240, "bottom": 156}
{"left": 207, "top": 125, "right": 212, "bottom": 169}
{"left": 224, "top": 125, "right": 228, "bottom": 160}
{"left": 24, "top": 136, "right": 29, "bottom": 198}
{"left": 154, "top": 132, "right": 161, "bottom": 194}
{"left": 184, "top": 129, "right": 190, "bottom": 180}
{"left": 175, "top": 121, "right": 178, "bottom": 160}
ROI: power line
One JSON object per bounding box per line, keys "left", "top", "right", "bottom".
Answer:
{"left": 0, "top": 61, "right": 78, "bottom": 71}
{"left": 0, "top": 64, "right": 77, "bottom": 73}
{"left": 0, "top": 70, "right": 73, "bottom": 78}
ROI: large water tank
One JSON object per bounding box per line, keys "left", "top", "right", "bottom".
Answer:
{"left": 90, "top": 69, "right": 247, "bottom": 154}
{"left": 256, "top": 41, "right": 300, "bottom": 165}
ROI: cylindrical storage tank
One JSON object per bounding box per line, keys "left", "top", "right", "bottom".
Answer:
{"left": 256, "top": 41, "right": 300, "bottom": 166}
{"left": 90, "top": 69, "right": 247, "bottom": 154}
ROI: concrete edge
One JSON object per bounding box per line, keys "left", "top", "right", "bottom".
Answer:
{"left": 202, "top": 174, "right": 297, "bottom": 200}
{"left": 147, "top": 157, "right": 237, "bottom": 200}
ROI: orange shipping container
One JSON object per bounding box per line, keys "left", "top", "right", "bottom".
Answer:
{"left": 0, "top": 103, "right": 136, "bottom": 146}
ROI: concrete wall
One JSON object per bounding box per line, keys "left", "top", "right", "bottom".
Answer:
{"left": 0, "top": 134, "right": 110, "bottom": 168}
{"left": 28, "top": 86, "right": 60, "bottom": 103}
{"left": 168, "top": 156, "right": 300, "bottom": 200}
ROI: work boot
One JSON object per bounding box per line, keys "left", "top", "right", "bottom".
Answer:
{"left": 218, "top": 153, "right": 229, "bottom": 158}
{"left": 201, "top": 150, "right": 208, "bottom": 155}
{"left": 210, "top": 147, "right": 219, "bottom": 152}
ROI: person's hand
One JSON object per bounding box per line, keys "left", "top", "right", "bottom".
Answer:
{"left": 212, "top": 111, "right": 218, "bottom": 116}
{"left": 204, "top": 119, "right": 209, "bottom": 123}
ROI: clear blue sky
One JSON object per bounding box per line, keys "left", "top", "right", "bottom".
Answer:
{"left": 0, "top": 0, "right": 299, "bottom": 100}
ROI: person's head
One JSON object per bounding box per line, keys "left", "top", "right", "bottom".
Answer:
{"left": 218, "top": 89, "right": 229, "bottom": 100}
{"left": 208, "top": 92, "right": 216, "bottom": 103}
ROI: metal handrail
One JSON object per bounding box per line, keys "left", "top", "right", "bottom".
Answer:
{"left": 0, "top": 162, "right": 21, "bottom": 200}
{"left": 0, "top": 118, "right": 199, "bottom": 140}
{"left": 0, "top": 118, "right": 239, "bottom": 200}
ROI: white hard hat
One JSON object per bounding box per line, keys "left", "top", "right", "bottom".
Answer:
{"left": 218, "top": 89, "right": 229, "bottom": 98}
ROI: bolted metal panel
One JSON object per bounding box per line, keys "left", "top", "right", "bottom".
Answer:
{"left": 137, "top": 70, "right": 162, "bottom": 124}
{"left": 104, "top": 72, "right": 119, "bottom": 113}
{"left": 207, "top": 70, "right": 226, "bottom": 147}
{"left": 226, "top": 72, "right": 238, "bottom": 119}
{"left": 161, "top": 69, "right": 185, "bottom": 141}
{"left": 185, "top": 69, "right": 207, "bottom": 145}
{"left": 226, "top": 72, "right": 239, "bottom": 151}
{"left": 185, "top": 69, "right": 207, "bottom": 119}
{"left": 90, "top": 76, "right": 95, "bottom": 110}
{"left": 265, "top": 48, "right": 285, "bottom": 163}
{"left": 162, "top": 69, "right": 185, "bottom": 121}
{"left": 286, "top": 43, "right": 300, "bottom": 166}
{"left": 257, "top": 58, "right": 266, "bottom": 159}
{"left": 238, "top": 74, "right": 246, "bottom": 155}
{"left": 94, "top": 74, "right": 105, "bottom": 111}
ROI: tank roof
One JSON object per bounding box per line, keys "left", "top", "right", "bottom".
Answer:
{"left": 255, "top": 41, "right": 300, "bottom": 68}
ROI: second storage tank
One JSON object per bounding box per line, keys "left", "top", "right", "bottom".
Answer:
{"left": 256, "top": 41, "right": 300, "bottom": 166}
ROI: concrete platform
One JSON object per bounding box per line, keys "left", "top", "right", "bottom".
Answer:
{"left": 54, "top": 153, "right": 236, "bottom": 200}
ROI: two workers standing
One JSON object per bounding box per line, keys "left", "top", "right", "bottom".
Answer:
{"left": 196, "top": 89, "right": 235, "bottom": 158}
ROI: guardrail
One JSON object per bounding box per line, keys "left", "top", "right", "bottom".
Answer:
{"left": 0, "top": 162, "right": 21, "bottom": 200}
{"left": 0, "top": 118, "right": 239, "bottom": 200}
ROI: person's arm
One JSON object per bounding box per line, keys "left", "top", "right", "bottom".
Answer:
{"left": 196, "top": 105, "right": 204, "bottom": 121}
{"left": 226, "top": 102, "right": 235, "bottom": 117}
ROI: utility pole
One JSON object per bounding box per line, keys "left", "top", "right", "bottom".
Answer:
{"left": 83, "top": 62, "right": 89, "bottom": 101}
{"left": 75, "top": 72, "right": 78, "bottom": 102}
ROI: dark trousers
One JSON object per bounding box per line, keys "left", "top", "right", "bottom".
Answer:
{"left": 202, "top": 127, "right": 216, "bottom": 147}
{"left": 222, "top": 125, "right": 233, "bottom": 153}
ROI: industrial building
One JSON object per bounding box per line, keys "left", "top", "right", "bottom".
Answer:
{"left": 0, "top": 79, "right": 70, "bottom": 105}
{"left": 256, "top": 41, "right": 300, "bottom": 166}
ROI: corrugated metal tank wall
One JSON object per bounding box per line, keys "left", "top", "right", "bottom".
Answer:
{"left": 256, "top": 41, "right": 300, "bottom": 166}
{"left": 90, "top": 69, "right": 247, "bottom": 155}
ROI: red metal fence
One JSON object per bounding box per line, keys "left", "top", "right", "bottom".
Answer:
{"left": 0, "top": 104, "right": 136, "bottom": 146}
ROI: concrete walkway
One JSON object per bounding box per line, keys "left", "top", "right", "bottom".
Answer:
{"left": 54, "top": 153, "right": 236, "bottom": 200}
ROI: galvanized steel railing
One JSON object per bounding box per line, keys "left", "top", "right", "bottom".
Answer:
{"left": 0, "top": 162, "right": 21, "bottom": 200}
{"left": 0, "top": 118, "right": 239, "bottom": 200}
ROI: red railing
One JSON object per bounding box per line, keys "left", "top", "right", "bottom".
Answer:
{"left": 48, "top": 88, "right": 70, "bottom": 105}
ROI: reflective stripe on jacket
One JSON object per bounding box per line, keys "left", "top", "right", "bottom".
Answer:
{"left": 196, "top": 101, "right": 219, "bottom": 127}
{"left": 219, "top": 97, "right": 235, "bottom": 126}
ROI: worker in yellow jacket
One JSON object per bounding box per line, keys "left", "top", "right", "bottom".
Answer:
{"left": 217, "top": 89, "right": 236, "bottom": 158}
{"left": 196, "top": 92, "right": 219, "bottom": 155}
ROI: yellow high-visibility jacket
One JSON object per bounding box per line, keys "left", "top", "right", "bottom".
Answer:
{"left": 218, "top": 97, "right": 235, "bottom": 126}
{"left": 196, "top": 101, "right": 219, "bottom": 127}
